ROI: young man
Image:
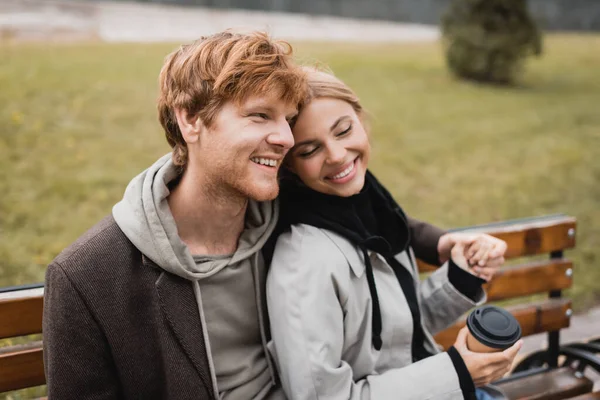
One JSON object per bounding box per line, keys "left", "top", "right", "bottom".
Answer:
{"left": 43, "top": 31, "right": 306, "bottom": 399}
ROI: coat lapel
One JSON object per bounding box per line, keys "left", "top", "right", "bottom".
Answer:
{"left": 320, "top": 229, "right": 366, "bottom": 277}
{"left": 150, "top": 257, "right": 215, "bottom": 397}
{"left": 321, "top": 229, "right": 418, "bottom": 279}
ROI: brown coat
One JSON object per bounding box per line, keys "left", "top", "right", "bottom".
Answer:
{"left": 42, "top": 214, "right": 444, "bottom": 399}
{"left": 43, "top": 215, "right": 214, "bottom": 399}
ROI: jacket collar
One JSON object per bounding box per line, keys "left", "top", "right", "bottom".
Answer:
{"left": 320, "top": 230, "right": 415, "bottom": 278}
{"left": 320, "top": 229, "right": 365, "bottom": 278}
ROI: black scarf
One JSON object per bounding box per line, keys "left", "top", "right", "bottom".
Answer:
{"left": 265, "top": 170, "right": 432, "bottom": 360}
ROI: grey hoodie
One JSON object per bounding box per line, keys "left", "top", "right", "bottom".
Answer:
{"left": 113, "top": 154, "right": 284, "bottom": 400}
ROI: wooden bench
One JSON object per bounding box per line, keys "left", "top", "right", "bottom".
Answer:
{"left": 0, "top": 283, "right": 44, "bottom": 394}
{"left": 570, "top": 392, "right": 600, "bottom": 400}
{"left": 426, "top": 214, "right": 600, "bottom": 399}
{"left": 1, "top": 214, "right": 598, "bottom": 398}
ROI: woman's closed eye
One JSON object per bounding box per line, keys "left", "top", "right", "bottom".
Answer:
{"left": 296, "top": 125, "right": 352, "bottom": 158}
{"left": 335, "top": 124, "right": 352, "bottom": 137}
{"left": 298, "top": 146, "right": 319, "bottom": 158}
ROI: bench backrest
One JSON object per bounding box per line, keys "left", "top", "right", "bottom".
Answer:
{"left": 0, "top": 214, "right": 577, "bottom": 393}
{"left": 427, "top": 214, "right": 577, "bottom": 355}
{"left": 0, "top": 285, "right": 45, "bottom": 393}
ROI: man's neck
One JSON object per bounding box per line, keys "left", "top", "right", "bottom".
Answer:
{"left": 168, "top": 168, "right": 247, "bottom": 256}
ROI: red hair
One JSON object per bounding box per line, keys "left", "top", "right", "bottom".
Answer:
{"left": 158, "top": 31, "right": 307, "bottom": 167}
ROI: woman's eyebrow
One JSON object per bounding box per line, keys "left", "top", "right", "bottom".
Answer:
{"left": 330, "top": 116, "right": 351, "bottom": 132}
{"left": 294, "top": 139, "right": 318, "bottom": 147}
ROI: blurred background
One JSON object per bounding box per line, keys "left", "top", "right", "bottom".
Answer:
{"left": 2, "top": 0, "right": 599, "bottom": 304}
{"left": 0, "top": 0, "right": 599, "bottom": 396}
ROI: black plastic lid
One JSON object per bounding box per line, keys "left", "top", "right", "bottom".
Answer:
{"left": 466, "top": 305, "right": 522, "bottom": 350}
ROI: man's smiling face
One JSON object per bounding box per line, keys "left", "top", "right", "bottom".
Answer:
{"left": 190, "top": 92, "right": 298, "bottom": 202}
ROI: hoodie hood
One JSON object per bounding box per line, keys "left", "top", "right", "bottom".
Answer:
{"left": 113, "top": 153, "right": 278, "bottom": 281}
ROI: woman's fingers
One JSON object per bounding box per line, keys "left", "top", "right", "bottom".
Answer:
{"left": 453, "top": 326, "right": 470, "bottom": 351}
{"left": 488, "top": 239, "right": 508, "bottom": 259}
{"left": 451, "top": 242, "right": 470, "bottom": 270}
{"left": 466, "top": 240, "right": 480, "bottom": 260}
{"left": 503, "top": 340, "right": 523, "bottom": 361}
{"left": 473, "top": 256, "right": 505, "bottom": 280}
{"left": 449, "top": 234, "right": 508, "bottom": 280}
{"left": 470, "top": 242, "right": 492, "bottom": 267}
{"left": 459, "top": 338, "right": 523, "bottom": 387}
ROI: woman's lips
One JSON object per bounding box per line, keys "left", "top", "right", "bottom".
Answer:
{"left": 325, "top": 158, "right": 358, "bottom": 184}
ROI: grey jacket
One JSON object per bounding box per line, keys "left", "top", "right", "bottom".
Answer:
{"left": 267, "top": 224, "right": 486, "bottom": 400}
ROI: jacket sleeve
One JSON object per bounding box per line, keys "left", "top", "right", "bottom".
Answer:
{"left": 43, "top": 262, "right": 122, "bottom": 399}
{"left": 418, "top": 261, "right": 486, "bottom": 335}
{"left": 267, "top": 229, "right": 465, "bottom": 400}
{"left": 407, "top": 216, "right": 446, "bottom": 266}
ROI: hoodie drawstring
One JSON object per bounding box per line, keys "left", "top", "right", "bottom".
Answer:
{"left": 361, "top": 246, "right": 383, "bottom": 351}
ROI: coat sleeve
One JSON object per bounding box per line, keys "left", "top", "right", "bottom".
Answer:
{"left": 43, "top": 262, "right": 122, "bottom": 399}
{"left": 418, "top": 262, "right": 486, "bottom": 335}
{"left": 267, "top": 228, "right": 465, "bottom": 400}
{"left": 407, "top": 216, "right": 446, "bottom": 266}
{"left": 406, "top": 218, "right": 486, "bottom": 334}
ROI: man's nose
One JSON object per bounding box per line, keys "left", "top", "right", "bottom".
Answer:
{"left": 266, "top": 119, "right": 295, "bottom": 150}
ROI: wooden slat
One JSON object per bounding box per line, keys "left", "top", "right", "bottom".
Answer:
{"left": 496, "top": 367, "right": 593, "bottom": 400}
{"left": 0, "top": 288, "right": 44, "bottom": 339}
{"left": 417, "top": 215, "right": 576, "bottom": 272}
{"left": 481, "top": 217, "right": 576, "bottom": 259}
{"left": 434, "top": 299, "right": 572, "bottom": 350}
{"left": 484, "top": 259, "right": 573, "bottom": 302}
{"left": 570, "top": 392, "right": 600, "bottom": 400}
{"left": 0, "top": 343, "right": 45, "bottom": 393}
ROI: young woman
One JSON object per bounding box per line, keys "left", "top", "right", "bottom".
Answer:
{"left": 265, "top": 69, "right": 522, "bottom": 400}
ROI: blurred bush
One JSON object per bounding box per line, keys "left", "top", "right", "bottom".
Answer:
{"left": 441, "top": 0, "right": 543, "bottom": 84}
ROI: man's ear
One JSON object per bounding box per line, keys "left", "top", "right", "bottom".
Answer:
{"left": 174, "top": 108, "right": 204, "bottom": 144}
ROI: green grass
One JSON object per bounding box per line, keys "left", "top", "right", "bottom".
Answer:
{"left": 1, "top": 35, "right": 599, "bottom": 311}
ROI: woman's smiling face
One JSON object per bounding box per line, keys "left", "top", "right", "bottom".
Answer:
{"left": 286, "top": 96, "right": 370, "bottom": 197}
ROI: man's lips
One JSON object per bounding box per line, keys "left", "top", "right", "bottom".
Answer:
{"left": 250, "top": 156, "right": 283, "bottom": 168}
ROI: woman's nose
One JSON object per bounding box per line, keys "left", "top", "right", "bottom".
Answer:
{"left": 326, "top": 143, "right": 347, "bottom": 165}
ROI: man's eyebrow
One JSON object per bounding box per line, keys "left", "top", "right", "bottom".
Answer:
{"left": 244, "top": 104, "right": 275, "bottom": 113}
{"left": 330, "top": 116, "right": 351, "bottom": 131}
{"left": 244, "top": 103, "right": 297, "bottom": 120}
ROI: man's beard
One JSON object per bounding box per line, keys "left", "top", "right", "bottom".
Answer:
{"left": 205, "top": 162, "right": 280, "bottom": 205}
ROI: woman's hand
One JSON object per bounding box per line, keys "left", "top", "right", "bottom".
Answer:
{"left": 464, "top": 235, "right": 507, "bottom": 281}
{"left": 453, "top": 327, "right": 523, "bottom": 387}
{"left": 439, "top": 232, "right": 507, "bottom": 281}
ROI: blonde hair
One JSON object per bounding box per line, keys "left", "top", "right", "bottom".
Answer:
{"left": 158, "top": 31, "right": 307, "bottom": 167}
{"left": 298, "top": 66, "right": 364, "bottom": 122}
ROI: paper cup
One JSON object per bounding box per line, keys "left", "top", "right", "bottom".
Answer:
{"left": 466, "top": 305, "right": 522, "bottom": 353}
